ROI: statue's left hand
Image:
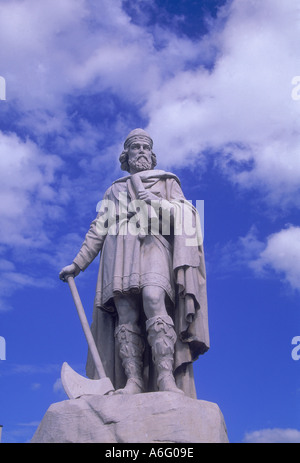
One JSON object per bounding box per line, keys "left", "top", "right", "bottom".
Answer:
{"left": 137, "top": 190, "right": 159, "bottom": 204}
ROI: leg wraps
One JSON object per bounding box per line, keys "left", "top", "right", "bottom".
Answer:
{"left": 115, "top": 323, "right": 145, "bottom": 390}
{"left": 146, "top": 315, "right": 177, "bottom": 387}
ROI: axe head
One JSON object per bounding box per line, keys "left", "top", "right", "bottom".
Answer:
{"left": 61, "top": 362, "right": 115, "bottom": 399}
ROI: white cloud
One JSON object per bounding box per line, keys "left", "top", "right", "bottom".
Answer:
{"left": 0, "top": 131, "right": 64, "bottom": 248}
{"left": 1, "top": 0, "right": 299, "bottom": 209}
{"left": 0, "top": 259, "right": 15, "bottom": 272}
{"left": 209, "top": 224, "right": 300, "bottom": 293}
{"left": 0, "top": 258, "right": 55, "bottom": 312}
{"left": 0, "top": 0, "right": 202, "bottom": 115}
{"left": 244, "top": 428, "right": 300, "bottom": 443}
{"left": 0, "top": 0, "right": 89, "bottom": 110}
{"left": 37, "top": 232, "right": 88, "bottom": 271}
{"left": 0, "top": 130, "right": 64, "bottom": 309}
{"left": 145, "top": 0, "right": 300, "bottom": 205}
{"left": 251, "top": 225, "right": 300, "bottom": 291}
{"left": 1, "top": 0, "right": 300, "bottom": 309}
{"left": 30, "top": 383, "right": 41, "bottom": 391}
{"left": 53, "top": 378, "right": 65, "bottom": 396}
{"left": 0, "top": 0, "right": 212, "bottom": 256}
{"left": 207, "top": 225, "right": 265, "bottom": 277}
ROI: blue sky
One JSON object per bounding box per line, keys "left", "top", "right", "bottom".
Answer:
{"left": 0, "top": 0, "right": 299, "bottom": 443}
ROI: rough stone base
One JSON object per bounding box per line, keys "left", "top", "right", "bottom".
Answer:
{"left": 31, "top": 392, "right": 228, "bottom": 443}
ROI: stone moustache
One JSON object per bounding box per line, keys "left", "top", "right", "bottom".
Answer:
{"left": 59, "top": 129, "right": 209, "bottom": 399}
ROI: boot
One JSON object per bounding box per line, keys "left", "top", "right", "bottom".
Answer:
{"left": 114, "top": 323, "right": 145, "bottom": 395}
{"left": 146, "top": 315, "right": 183, "bottom": 394}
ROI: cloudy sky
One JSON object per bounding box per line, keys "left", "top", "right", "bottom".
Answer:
{"left": 0, "top": 0, "right": 299, "bottom": 443}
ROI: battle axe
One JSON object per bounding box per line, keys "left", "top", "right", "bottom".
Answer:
{"left": 61, "top": 276, "right": 114, "bottom": 399}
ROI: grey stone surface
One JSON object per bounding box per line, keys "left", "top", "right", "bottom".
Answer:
{"left": 31, "top": 392, "right": 229, "bottom": 443}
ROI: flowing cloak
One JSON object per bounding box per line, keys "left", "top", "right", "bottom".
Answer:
{"left": 73, "top": 169, "right": 209, "bottom": 398}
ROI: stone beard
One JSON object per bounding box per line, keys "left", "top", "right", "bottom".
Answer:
{"left": 128, "top": 154, "right": 152, "bottom": 172}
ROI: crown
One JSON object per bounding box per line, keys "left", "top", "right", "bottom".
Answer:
{"left": 124, "top": 128, "right": 153, "bottom": 150}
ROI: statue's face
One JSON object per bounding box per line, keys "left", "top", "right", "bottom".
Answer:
{"left": 127, "top": 139, "right": 152, "bottom": 173}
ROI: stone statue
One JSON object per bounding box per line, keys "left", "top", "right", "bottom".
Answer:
{"left": 59, "top": 129, "right": 209, "bottom": 399}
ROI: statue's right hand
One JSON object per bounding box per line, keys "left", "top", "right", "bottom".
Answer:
{"left": 59, "top": 263, "right": 81, "bottom": 282}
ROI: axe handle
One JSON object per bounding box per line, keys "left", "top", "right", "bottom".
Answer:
{"left": 66, "top": 276, "right": 106, "bottom": 379}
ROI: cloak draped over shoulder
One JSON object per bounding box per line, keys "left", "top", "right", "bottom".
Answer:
{"left": 73, "top": 170, "right": 209, "bottom": 398}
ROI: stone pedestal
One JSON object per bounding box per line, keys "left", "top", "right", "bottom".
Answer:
{"left": 31, "top": 392, "right": 228, "bottom": 443}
